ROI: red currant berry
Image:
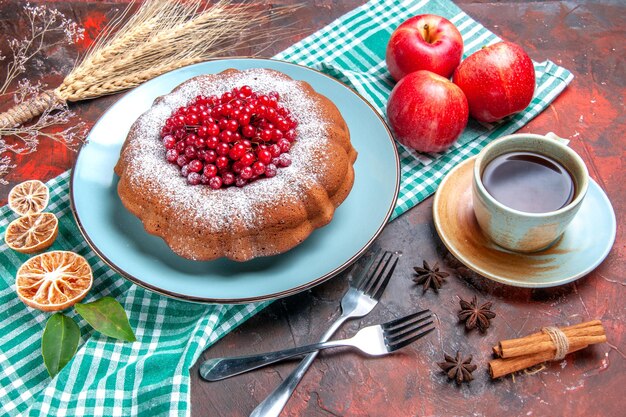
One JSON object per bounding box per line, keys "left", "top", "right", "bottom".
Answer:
{"left": 203, "top": 149, "right": 217, "bottom": 163}
{"left": 240, "top": 166, "right": 253, "bottom": 179}
{"left": 181, "top": 165, "right": 190, "bottom": 177}
{"left": 184, "top": 146, "right": 197, "bottom": 159}
{"left": 209, "top": 176, "right": 222, "bottom": 190}
{"left": 278, "top": 153, "right": 292, "bottom": 167}
{"left": 221, "top": 92, "right": 234, "bottom": 103}
{"left": 194, "top": 137, "right": 206, "bottom": 148}
{"left": 216, "top": 142, "right": 230, "bottom": 156}
{"left": 252, "top": 161, "right": 266, "bottom": 175}
{"left": 278, "top": 138, "right": 291, "bottom": 153}
{"left": 272, "top": 129, "right": 284, "bottom": 142}
{"left": 174, "top": 115, "right": 186, "bottom": 127}
{"left": 218, "top": 118, "right": 229, "bottom": 130}
{"left": 174, "top": 128, "right": 185, "bottom": 140}
{"left": 240, "top": 85, "right": 252, "bottom": 96}
{"left": 260, "top": 129, "right": 273, "bottom": 142}
{"left": 177, "top": 155, "right": 188, "bottom": 167}
{"left": 240, "top": 152, "right": 255, "bottom": 167}
{"left": 256, "top": 105, "right": 268, "bottom": 118}
{"left": 166, "top": 149, "right": 178, "bottom": 163}
{"left": 266, "top": 107, "right": 277, "bottom": 120}
{"left": 257, "top": 149, "right": 272, "bottom": 164}
{"left": 228, "top": 143, "right": 246, "bottom": 160}
{"left": 269, "top": 144, "right": 281, "bottom": 157}
{"left": 219, "top": 130, "right": 234, "bottom": 143}
{"left": 197, "top": 125, "right": 209, "bottom": 138}
{"left": 206, "top": 136, "right": 219, "bottom": 149}
{"left": 238, "top": 113, "right": 251, "bottom": 126}
{"left": 285, "top": 129, "right": 297, "bottom": 142}
{"left": 226, "top": 119, "right": 239, "bottom": 132}
{"left": 276, "top": 118, "right": 290, "bottom": 131}
{"left": 232, "top": 161, "right": 243, "bottom": 173}
{"left": 163, "top": 135, "right": 176, "bottom": 149}
{"left": 187, "top": 172, "right": 201, "bottom": 185}
{"left": 222, "top": 104, "right": 233, "bottom": 115}
{"left": 222, "top": 172, "right": 235, "bottom": 185}
{"left": 242, "top": 125, "right": 256, "bottom": 138}
{"left": 265, "top": 164, "right": 277, "bottom": 178}
{"left": 203, "top": 164, "right": 218, "bottom": 178}
{"left": 235, "top": 177, "right": 247, "bottom": 187}
{"left": 185, "top": 114, "right": 199, "bottom": 125}
{"left": 189, "top": 159, "right": 203, "bottom": 172}
{"left": 216, "top": 156, "right": 229, "bottom": 170}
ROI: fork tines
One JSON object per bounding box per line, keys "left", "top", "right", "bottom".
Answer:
{"left": 356, "top": 250, "right": 401, "bottom": 300}
{"left": 382, "top": 309, "right": 435, "bottom": 352}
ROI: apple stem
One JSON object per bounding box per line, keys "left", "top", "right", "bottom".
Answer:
{"left": 423, "top": 24, "right": 431, "bottom": 43}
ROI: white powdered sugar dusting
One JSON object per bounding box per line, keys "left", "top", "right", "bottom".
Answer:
{"left": 122, "top": 68, "right": 331, "bottom": 232}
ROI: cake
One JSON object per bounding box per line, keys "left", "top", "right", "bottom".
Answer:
{"left": 114, "top": 68, "right": 357, "bottom": 261}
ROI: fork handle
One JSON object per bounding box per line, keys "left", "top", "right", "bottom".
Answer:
{"left": 249, "top": 313, "right": 350, "bottom": 417}
{"left": 200, "top": 338, "right": 348, "bottom": 381}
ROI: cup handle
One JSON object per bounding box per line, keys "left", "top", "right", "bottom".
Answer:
{"left": 545, "top": 132, "right": 570, "bottom": 146}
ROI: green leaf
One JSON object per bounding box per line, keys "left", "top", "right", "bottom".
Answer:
{"left": 41, "top": 313, "right": 80, "bottom": 378}
{"left": 75, "top": 297, "right": 136, "bottom": 342}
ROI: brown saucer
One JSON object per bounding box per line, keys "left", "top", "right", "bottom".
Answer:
{"left": 432, "top": 157, "right": 613, "bottom": 288}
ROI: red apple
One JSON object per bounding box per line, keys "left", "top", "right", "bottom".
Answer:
{"left": 386, "top": 14, "right": 464, "bottom": 81}
{"left": 386, "top": 70, "right": 469, "bottom": 153}
{"left": 453, "top": 41, "right": 535, "bottom": 122}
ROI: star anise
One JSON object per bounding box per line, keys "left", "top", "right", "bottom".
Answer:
{"left": 458, "top": 295, "right": 496, "bottom": 333}
{"left": 438, "top": 351, "right": 477, "bottom": 384}
{"left": 413, "top": 260, "right": 449, "bottom": 293}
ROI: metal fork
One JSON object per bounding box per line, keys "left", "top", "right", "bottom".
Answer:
{"left": 241, "top": 249, "right": 399, "bottom": 417}
{"left": 201, "top": 309, "right": 434, "bottom": 381}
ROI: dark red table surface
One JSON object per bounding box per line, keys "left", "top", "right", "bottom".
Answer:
{"left": 1, "top": 1, "right": 624, "bottom": 416}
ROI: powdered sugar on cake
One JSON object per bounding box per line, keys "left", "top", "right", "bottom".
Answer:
{"left": 123, "top": 69, "right": 330, "bottom": 232}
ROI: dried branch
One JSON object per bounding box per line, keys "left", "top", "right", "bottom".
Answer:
{"left": 0, "top": 3, "right": 85, "bottom": 183}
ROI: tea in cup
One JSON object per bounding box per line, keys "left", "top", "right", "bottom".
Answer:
{"left": 472, "top": 133, "right": 589, "bottom": 252}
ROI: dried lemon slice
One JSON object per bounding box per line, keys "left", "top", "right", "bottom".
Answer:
{"left": 16, "top": 251, "right": 93, "bottom": 312}
{"left": 8, "top": 180, "right": 50, "bottom": 216}
{"left": 5, "top": 212, "right": 58, "bottom": 253}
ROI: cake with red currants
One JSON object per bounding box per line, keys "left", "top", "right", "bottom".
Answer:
{"left": 114, "top": 68, "right": 356, "bottom": 261}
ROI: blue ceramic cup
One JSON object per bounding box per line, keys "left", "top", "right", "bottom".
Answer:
{"left": 472, "top": 133, "right": 589, "bottom": 252}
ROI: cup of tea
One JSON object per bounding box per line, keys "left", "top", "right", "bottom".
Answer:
{"left": 472, "top": 133, "right": 589, "bottom": 252}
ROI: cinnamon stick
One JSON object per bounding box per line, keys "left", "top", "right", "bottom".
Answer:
{"left": 488, "top": 320, "right": 608, "bottom": 379}
{"left": 492, "top": 320, "right": 604, "bottom": 358}
{"left": 489, "top": 345, "right": 588, "bottom": 379}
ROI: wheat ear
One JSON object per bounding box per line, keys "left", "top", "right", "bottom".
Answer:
{"left": 0, "top": 0, "right": 301, "bottom": 129}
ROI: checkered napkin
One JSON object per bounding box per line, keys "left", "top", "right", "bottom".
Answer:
{"left": 0, "top": 0, "right": 572, "bottom": 416}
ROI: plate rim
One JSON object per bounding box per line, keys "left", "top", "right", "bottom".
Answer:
{"left": 69, "top": 57, "right": 400, "bottom": 304}
{"left": 433, "top": 156, "right": 616, "bottom": 288}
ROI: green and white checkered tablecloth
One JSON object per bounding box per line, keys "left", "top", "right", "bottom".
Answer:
{"left": 0, "top": 0, "right": 572, "bottom": 415}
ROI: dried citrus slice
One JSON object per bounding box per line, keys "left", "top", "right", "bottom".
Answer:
{"left": 8, "top": 180, "right": 50, "bottom": 216}
{"left": 16, "top": 251, "right": 93, "bottom": 312}
{"left": 5, "top": 212, "right": 58, "bottom": 253}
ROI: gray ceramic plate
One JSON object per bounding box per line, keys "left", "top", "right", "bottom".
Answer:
{"left": 71, "top": 58, "right": 399, "bottom": 303}
{"left": 433, "top": 157, "right": 616, "bottom": 288}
